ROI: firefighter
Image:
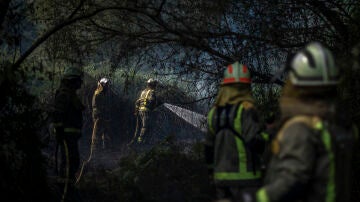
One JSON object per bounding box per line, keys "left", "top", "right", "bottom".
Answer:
{"left": 129, "top": 78, "right": 158, "bottom": 146}
{"left": 52, "top": 67, "right": 84, "bottom": 201}
{"left": 205, "top": 62, "right": 267, "bottom": 202}
{"left": 254, "top": 42, "right": 357, "bottom": 202}
{"left": 91, "top": 77, "right": 111, "bottom": 152}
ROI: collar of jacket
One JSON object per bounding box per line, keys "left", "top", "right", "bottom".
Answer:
{"left": 279, "top": 96, "right": 336, "bottom": 121}
{"left": 214, "top": 83, "right": 254, "bottom": 107}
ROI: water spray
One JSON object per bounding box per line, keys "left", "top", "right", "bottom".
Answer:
{"left": 163, "top": 103, "right": 207, "bottom": 132}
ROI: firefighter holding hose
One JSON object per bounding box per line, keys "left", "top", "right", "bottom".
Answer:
{"left": 129, "top": 78, "right": 159, "bottom": 146}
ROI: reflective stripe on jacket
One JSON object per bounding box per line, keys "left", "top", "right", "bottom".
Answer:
{"left": 257, "top": 116, "right": 356, "bottom": 202}
{"left": 137, "top": 88, "right": 156, "bottom": 111}
{"left": 92, "top": 88, "right": 109, "bottom": 120}
{"left": 206, "top": 101, "right": 264, "bottom": 186}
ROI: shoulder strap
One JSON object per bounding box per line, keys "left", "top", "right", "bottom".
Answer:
{"left": 143, "top": 89, "right": 151, "bottom": 99}
{"left": 207, "top": 107, "right": 216, "bottom": 134}
{"left": 208, "top": 103, "right": 243, "bottom": 136}
{"left": 242, "top": 100, "right": 254, "bottom": 110}
{"left": 277, "top": 115, "right": 321, "bottom": 142}
{"left": 232, "top": 103, "right": 243, "bottom": 135}
{"left": 231, "top": 101, "right": 256, "bottom": 135}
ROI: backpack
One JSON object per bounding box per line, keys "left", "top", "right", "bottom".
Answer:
{"left": 208, "top": 102, "right": 262, "bottom": 182}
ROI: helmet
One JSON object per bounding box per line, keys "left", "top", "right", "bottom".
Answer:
{"left": 147, "top": 78, "right": 158, "bottom": 88}
{"left": 221, "top": 61, "right": 251, "bottom": 85}
{"left": 147, "top": 78, "right": 158, "bottom": 85}
{"left": 147, "top": 78, "right": 156, "bottom": 84}
{"left": 99, "top": 77, "right": 109, "bottom": 86}
{"left": 289, "top": 42, "right": 339, "bottom": 86}
{"left": 63, "top": 67, "right": 83, "bottom": 79}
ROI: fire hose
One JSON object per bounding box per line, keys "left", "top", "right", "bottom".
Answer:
{"left": 61, "top": 140, "right": 70, "bottom": 202}
{"left": 127, "top": 113, "right": 140, "bottom": 147}
{"left": 75, "top": 118, "right": 99, "bottom": 184}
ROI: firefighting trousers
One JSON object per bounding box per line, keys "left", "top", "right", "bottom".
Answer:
{"left": 59, "top": 136, "right": 80, "bottom": 181}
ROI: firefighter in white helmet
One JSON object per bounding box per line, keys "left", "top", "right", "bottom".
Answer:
{"left": 91, "top": 77, "right": 111, "bottom": 152}
{"left": 253, "top": 42, "right": 357, "bottom": 202}
{"left": 129, "top": 78, "right": 158, "bottom": 146}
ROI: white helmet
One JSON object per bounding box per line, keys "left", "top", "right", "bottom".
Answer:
{"left": 289, "top": 42, "right": 339, "bottom": 86}
{"left": 99, "top": 77, "right": 109, "bottom": 86}
{"left": 146, "top": 78, "right": 158, "bottom": 88}
{"left": 147, "top": 78, "right": 158, "bottom": 84}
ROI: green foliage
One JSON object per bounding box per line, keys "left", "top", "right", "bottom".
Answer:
{"left": 336, "top": 40, "right": 360, "bottom": 202}
{"left": 252, "top": 84, "right": 281, "bottom": 123}
{"left": 79, "top": 143, "right": 215, "bottom": 202}
{"left": 336, "top": 42, "right": 360, "bottom": 125}
{"left": 0, "top": 63, "right": 53, "bottom": 201}
{"left": 3, "top": 0, "right": 360, "bottom": 201}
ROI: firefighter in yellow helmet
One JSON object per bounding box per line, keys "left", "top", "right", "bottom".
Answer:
{"left": 205, "top": 62, "right": 267, "bottom": 202}
{"left": 52, "top": 67, "right": 84, "bottom": 201}
{"left": 129, "top": 78, "right": 158, "bottom": 146}
{"left": 91, "top": 77, "right": 111, "bottom": 153}
{"left": 253, "top": 42, "right": 358, "bottom": 202}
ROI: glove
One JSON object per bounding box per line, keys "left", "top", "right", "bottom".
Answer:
{"left": 54, "top": 126, "right": 64, "bottom": 142}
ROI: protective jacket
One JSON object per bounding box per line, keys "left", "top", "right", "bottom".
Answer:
{"left": 206, "top": 101, "right": 265, "bottom": 187}
{"left": 92, "top": 87, "right": 109, "bottom": 120}
{"left": 53, "top": 85, "right": 84, "bottom": 134}
{"left": 136, "top": 88, "right": 157, "bottom": 112}
{"left": 256, "top": 98, "right": 357, "bottom": 202}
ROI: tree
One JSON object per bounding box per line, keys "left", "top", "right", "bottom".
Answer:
{"left": 19, "top": 0, "right": 359, "bottom": 86}
{"left": 1, "top": 0, "right": 360, "bottom": 201}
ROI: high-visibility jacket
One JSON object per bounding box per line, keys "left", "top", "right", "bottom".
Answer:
{"left": 136, "top": 88, "right": 157, "bottom": 112}
{"left": 257, "top": 116, "right": 357, "bottom": 202}
{"left": 205, "top": 101, "right": 266, "bottom": 186}
{"left": 92, "top": 88, "right": 109, "bottom": 120}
